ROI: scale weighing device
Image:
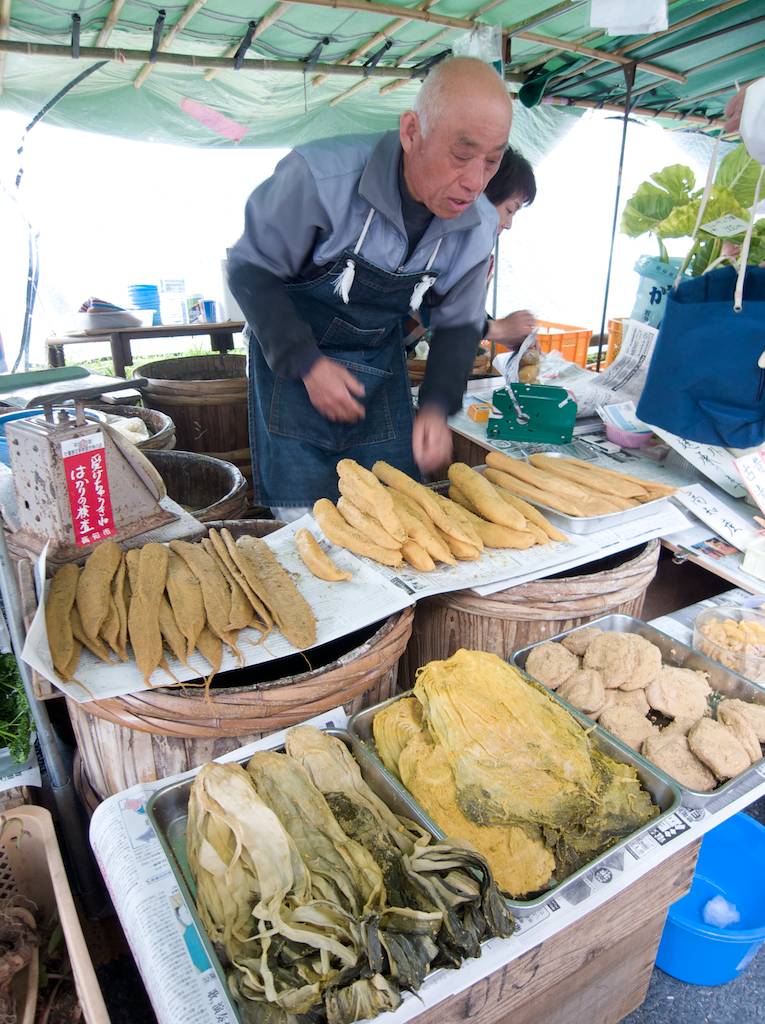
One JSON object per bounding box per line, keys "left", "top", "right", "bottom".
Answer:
{"left": 486, "top": 383, "right": 577, "bottom": 445}
{"left": 0, "top": 373, "right": 194, "bottom": 565}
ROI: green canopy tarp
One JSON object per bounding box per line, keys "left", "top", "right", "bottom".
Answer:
{"left": 0, "top": 0, "right": 761, "bottom": 149}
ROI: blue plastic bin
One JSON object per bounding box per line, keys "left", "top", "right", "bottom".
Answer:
{"left": 656, "top": 812, "right": 765, "bottom": 986}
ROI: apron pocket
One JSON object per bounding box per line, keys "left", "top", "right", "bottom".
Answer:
{"left": 268, "top": 358, "right": 397, "bottom": 452}
{"left": 320, "top": 317, "right": 387, "bottom": 351}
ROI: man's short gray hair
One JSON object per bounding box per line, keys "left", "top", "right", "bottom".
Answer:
{"left": 412, "top": 55, "right": 507, "bottom": 136}
{"left": 412, "top": 57, "right": 453, "bottom": 136}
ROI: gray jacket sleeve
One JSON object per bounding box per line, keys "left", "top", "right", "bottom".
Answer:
{"left": 419, "top": 259, "right": 490, "bottom": 416}
{"left": 227, "top": 151, "right": 331, "bottom": 378}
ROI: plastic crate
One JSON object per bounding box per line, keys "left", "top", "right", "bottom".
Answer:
{"left": 0, "top": 806, "right": 109, "bottom": 1023}
{"left": 535, "top": 320, "right": 592, "bottom": 367}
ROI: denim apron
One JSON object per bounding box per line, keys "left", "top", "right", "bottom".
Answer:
{"left": 248, "top": 209, "right": 441, "bottom": 507}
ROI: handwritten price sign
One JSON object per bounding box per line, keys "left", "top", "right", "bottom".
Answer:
{"left": 62, "top": 433, "right": 116, "bottom": 547}
{"left": 735, "top": 450, "right": 765, "bottom": 517}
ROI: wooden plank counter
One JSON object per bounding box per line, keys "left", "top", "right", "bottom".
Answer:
{"left": 415, "top": 840, "right": 699, "bottom": 1024}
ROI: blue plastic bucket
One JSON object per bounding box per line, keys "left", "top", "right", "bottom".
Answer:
{"left": 656, "top": 813, "right": 765, "bottom": 986}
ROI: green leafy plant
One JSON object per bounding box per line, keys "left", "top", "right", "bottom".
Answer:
{"left": 621, "top": 143, "right": 764, "bottom": 275}
{"left": 0, "top": 654, "right": 32, "bottom": 763}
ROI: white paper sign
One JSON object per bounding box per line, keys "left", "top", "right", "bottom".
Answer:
{"left": 675, "top": 484, "right": 759, "bottom": 551}
{"left": 647, "top": 427, "right": 748, "bottom": 498}
{"left": 701, "top": 214, "right": 750, "bottom": 238}
{"left": 735, "top": 449, "right": 765, "bottom": 515}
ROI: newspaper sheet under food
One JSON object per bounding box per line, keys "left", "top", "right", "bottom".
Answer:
{"left": 89, "top": 694, "right": 765, "bottom": 1024}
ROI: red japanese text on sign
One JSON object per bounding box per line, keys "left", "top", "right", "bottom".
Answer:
{"left": 62, "top": 434, "right": 116, "bottom": 547}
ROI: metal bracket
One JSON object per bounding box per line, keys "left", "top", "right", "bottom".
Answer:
{"left": 233, "top": 20, "right": 257, "bottom": 70}
{"left": 150, "top": 9, "right": 167, "bottom": 64}
{"left": 70, "top": 13, "right": 81, "bottom": 59}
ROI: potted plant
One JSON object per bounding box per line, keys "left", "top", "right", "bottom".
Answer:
{"left": 620, "top": 143, "right": 764, "bottom": 325}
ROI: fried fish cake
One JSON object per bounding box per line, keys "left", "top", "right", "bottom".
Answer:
{"left": 688, "top": 718, "right": 751, "bottom": 780}
{"left": 619, "top": 635, "right": 662, "bottom": 690}
{"left": 583, "top": 632, "right": 663, "bottom": 690}
{"left": 612, "top": 687, "right": 650, "bottom": 716}
{"left": 561, "top": 626, "right": 603, "bottom": 658}
{"left": 717, "top": 704, "right": 762, "bottom": 765}
{"left": 645, "top": 666, "right": 711, "bottom": 720}
{"left": 525, "top": 641, "right": 578, "bottom": 690}
{"left": 557, "top": 668, "right": 606, "bottom": 715}
{"left": 716, "top": 699, "right": 765, "bottom": 743}
{"left": 598, "top": 706, "right": 658, "bottom": 751}
{"left": 642, "top": 732, "right": 716, "bottom": 792}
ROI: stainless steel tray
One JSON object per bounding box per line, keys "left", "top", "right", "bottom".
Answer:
{"left": 477, "top": 457, "right": 672, "bottom": 535}
{"left": 513, "top": 613, "right": 765, "bottom": 809}
{"left": 146, "top": 728, "right": 434, "bottom": 1017}
{"left": 347, "top": 693, "right": 681, "bottom": 917}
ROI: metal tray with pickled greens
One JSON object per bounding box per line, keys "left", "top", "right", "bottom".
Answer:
{"left": 147, "top": 725, "right": 514, "bottom": 1024}
{"left": 513, "top": 614, "right": 765, "bottom": 809}
{"left": 347, "top": 650, "right": 680, "bottom": 917}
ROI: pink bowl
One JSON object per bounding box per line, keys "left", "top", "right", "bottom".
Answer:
{"left": 605, "top": 422, "right": 654, "bottom": 449}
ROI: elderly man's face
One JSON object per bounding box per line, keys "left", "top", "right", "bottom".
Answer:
{"left": 400, "top": 97, "right": 510, "bottom": 219}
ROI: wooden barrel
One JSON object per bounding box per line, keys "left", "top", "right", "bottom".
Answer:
{"left": 145, "top": 449, "right": 247, "bottom": 522}
{"left": 65, "top": 520, "right": 414, "bottom": 801}
{"left": 399, "top": 541, "right": 660, "bottom": 689}
{"left": 90, "top": 403, "right": 176, "bottom": 450}
{"left": 408, "top": 352, "right": 491, "bottom": 387}
{"left": 134, "top": 355, "right": 251, "bottom": 489}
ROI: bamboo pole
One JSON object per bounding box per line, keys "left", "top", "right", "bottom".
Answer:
{"left": 313, "top": 0, "right": 438, "bottom": 88}
{"left": 659, "top": 72, "right": 761, "bottom": 112}
{"left": 204, "top": 2, "right": 292, "bottom": 82}
{"left": 95, "top": 0, "right": 128, "bottom": 47}
{"left": 547, "top": 93, "right": 726, "bottom": 127}
{"left": 624, "top": 39, "right": 765, "bottom": 105}
{"left": 517, "top": 29, "right": 686, "bottom": 83}
{"left": 548, "top": 0, "right": 751, "bottom": 90}
{"left": 376, "top": 0, "right": 585, "bottom": 97}
{"left": 134, "top": 0, "right": 209, "bottom": 88}
{"left": 0, "top": 38, "right": 423, "bottom": 77}
{"left": 514, "top": 29, "right": 601, "bottom": 74}
{"left": 0, "top": 0, "right": 10, "bottom": 96}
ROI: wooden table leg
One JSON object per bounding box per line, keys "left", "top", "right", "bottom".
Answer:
{"left": 109, "top": 333, "right": 131, "bottom": 378}
{"left": 47, "top": 344, "right": 65, "bottom": 368}
{"left": 211, "top": 332, "right": 235, "bottom": 355}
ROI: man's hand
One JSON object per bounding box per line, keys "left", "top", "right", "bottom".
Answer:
{"left": 724, "top": 87, "right": 747, "bottom": 133}
{"left": 412, "top": 406, "right": 452, "bottom": 474}
{"left": 303, "top": 356, "right": 365, "bottom": 422}
{"left": 488, "top": 309, "right": 536, "bottom": 344}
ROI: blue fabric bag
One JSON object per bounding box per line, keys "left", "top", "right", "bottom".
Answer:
{"left": 636, "top": 266, "right": 765, "bottom": 449}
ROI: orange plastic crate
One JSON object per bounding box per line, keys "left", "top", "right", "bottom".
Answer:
{"left": 535, "top": 320, "right": 592, "bottom": 368}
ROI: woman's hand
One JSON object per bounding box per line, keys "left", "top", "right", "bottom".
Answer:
{"left": 486, "top": 309, "right": 536, "bottom": 344}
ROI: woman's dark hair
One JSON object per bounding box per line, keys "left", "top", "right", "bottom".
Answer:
{"left": 484, "top": 146, "right": 537, "bottom": 207}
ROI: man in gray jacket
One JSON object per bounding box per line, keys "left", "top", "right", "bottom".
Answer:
{"left": 229, "top": 56, "right": 512, "bottom": 517}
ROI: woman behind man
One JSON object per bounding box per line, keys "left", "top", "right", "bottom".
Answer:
{"left": 483, "top": 145, "right": 537, "bottom": 348}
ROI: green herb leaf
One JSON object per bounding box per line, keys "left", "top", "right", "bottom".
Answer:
{"left": 715, "top": 143, "right": 762, "bottom": 208}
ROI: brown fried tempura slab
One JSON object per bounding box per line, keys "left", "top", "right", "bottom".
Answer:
{"left": 46, "top": 563, "right": 80, "bottom": 678}
{"left": 127, "top": 543, "right": 169, "bottom": 686}
{"left": 525, "top": 641, "right": 579, "bottom": 690}
{"left": 71, "top": 605, "right": 112, "bottom": 664}
{"left": 170, "top": 540, "right": 241, "bottom": 658}
{"left": 76, "top": 541, "right": 123, "bottom": 642}
{"left": 230, "top": 534, "right": 317, "bottom": 650}
{"left": 619, "top": 635, "right": 662, "bottom": 690}
{"left": 166, "top": 550, "right": 206, "bottom": 659}
{"left": 688, "top": 718, "right": 751, "bottom": 780}
{"left": 642, "top": 732, "right": 717, "bottom": 792}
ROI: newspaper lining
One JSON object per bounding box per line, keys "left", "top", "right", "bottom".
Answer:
{"left": 89, "top": 696, "right": 765, "bottom": 1024}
